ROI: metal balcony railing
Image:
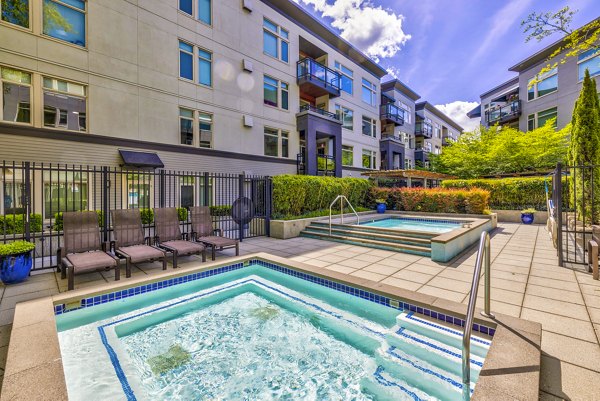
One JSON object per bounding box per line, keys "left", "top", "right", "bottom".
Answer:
{"left": 299, "top": 104, "right": 340, "bottom": 121}
{"left": 380, "top": 103, "right": 405, "bottom": 125}
{"left": 415, "top": 122, "right": 433, "bottom": 137}
{"left": 297, "top": 58, "right": 341, "bottom": 92}
{"left": 485, "top": 100, "right": 521, "bottom": 124}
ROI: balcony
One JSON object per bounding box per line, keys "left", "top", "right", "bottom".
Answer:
{"left": 380, "top": 103, "right": 404, "bottom": 126}
{"left": 415, "top": 122, "right": 433, "bottom": 138}
{"left": 414, "top": 148, "right": 430, "bottom": 164}
{"left": 485, "top": 100, "right": 521, "bottom": 125}
{"left": 381, "top": 133, "right": 406, "bottom": 146}
{"left": 297, "top": 58, "right": 341, "bottom": 98}
{"left": 297, "top": 104, "right": 340, "bottom": 123}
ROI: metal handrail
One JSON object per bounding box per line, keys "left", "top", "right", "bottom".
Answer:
{"left": 462, "top": 231, "right": 494, "bottom": 401}
{"left": 329, "top": 195, "right": 359, "bottom": 235}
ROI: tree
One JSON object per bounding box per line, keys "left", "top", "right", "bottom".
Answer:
{"left": 430, "top": 123, "right": 570, "bottom": 179}
{"left": 521, "top": 7, "right": 600, "bottom": 82}
{"left": 567, "top": 69, "right": 600, "bottom": 222}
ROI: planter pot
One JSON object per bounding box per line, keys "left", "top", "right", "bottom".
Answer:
{"left": 521, "top": 213, "right": 535, "bottom": 225}
{"left": 377, "top": 203, "right": 387, "bottom": 214}
{"left": 0, "top": 251, "right": 32, "bottom": 284}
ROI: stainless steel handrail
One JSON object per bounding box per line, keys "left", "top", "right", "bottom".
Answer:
{"left": 329, "top": 195, "right": 360, "bottom": 235}
{"left": 462, "top": 231, "right": 494, "bottom": 401}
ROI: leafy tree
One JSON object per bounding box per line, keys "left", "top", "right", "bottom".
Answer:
{"left": 430, "top": 123, "right": 570, "bottom": 179}
{"left": 521, "top": 7, "right": 600, "bottom": 82}
{"left": 567, "top": 69, "right": 600, "bottom": 222}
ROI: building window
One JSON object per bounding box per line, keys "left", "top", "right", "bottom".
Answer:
{"left": 263, "top": 18, "right": 288, "bottom": 62}
{"left": 179, "top": 0, "right": 192, "bottom": 15}
{"left": 2, "top": 0, "right": 30, "bottom": 28}
{"left": 362, "top": 116, "right": 376, "bottom": 137}
{"left": 342, "top": 145, "right": 353, "bottom": 166}
{"left": 434, "top": 123, "right": 441, "bottom": 138}
{"left": 264, "top": 127, "right": 279, "bottom": 157}
{"left": 198, "top": 48, "right": 212, "bottom": 87}
{"left": 43, "top": 0, "right": 86, "bottom": 47}
{"left": 1, "top": 67, "right": 31, "bottom": 124}
{"left": 361, "top": 78, "right": 376, "bottom": 106}
{"left": 334, "top": 62, "right": 353, "bottom": 94}
{"left": 125, "top": 174, "right": 152, "bottom": 209}
{"left": 400, "top": 102, "right": 411, "bottom": 124}
{"left": 281, "top": 131, "right": 289, "bottom": 158}
{"left": 179, "top": 107, "right": 194, "bottom": 145}
{"left": 527, "top": 114, "right": 535, "bottom": 131}
{"left": 198, "top": 0, "right": 211, "bottom": 25}
{"left": 42, "top": 77, "right": 86, "bottom": 132}
{"left": 578, "top": 48, "right": 600, "bottom": 81}
{"left": 527, "top": 67, "right": 557, "bottom": 100}
{"left": 179, "top": 41, "right": 194, "bottom": 81}
{"left": 335, "top": 104, "right": 353, "bottom": 130}
{"left": 362, "top": 149, "right": 376, "bottom": 169}
{"left": 43, "top": 171, "right": 88, "bottom": 219}
{"left": 405, "top": 158, "right": 412, "bottom": 170}
{"left": 527, "top": 107, "right": 557, "bottom": 130}
{"left": 263, "top": 76, "right": 288, "bottom": 110}
{"left": 198, "top": 112, "right": 213, "bottom": 148}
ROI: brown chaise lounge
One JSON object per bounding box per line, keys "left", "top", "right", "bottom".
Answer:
{"left": 153, "top": 207, "right": 205, "bottom": 268}
{"left": 58, "top": 211, "right": 121, "bottom": 291}
{"left": 190, "top": 206, "right": 239, "bottom": 261}
{"left": 111, "top": 209, "right": 167, "bottom": 276}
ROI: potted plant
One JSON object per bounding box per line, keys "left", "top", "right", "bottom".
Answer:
{"left": 0, "top": 240, "right": 36, "bottom": 284}
{"left": 375, "top": 199, "right": 387, "bottom": 214}
{"left": 521, "top": 208, "right": 536, "bottom": 225}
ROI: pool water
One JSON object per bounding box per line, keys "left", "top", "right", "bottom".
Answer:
{"left": 56, "top": 263, "right": 490, "bottom": 401}
{"left": 360, "top": 218, "right": 464, "bottom": 234}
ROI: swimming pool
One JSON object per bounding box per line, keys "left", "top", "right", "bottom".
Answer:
{"left": 55, "top": 260, "right": 492, "bottom": 401}
{"left": 360, "top": 217, "right": 464, "bottom": 234}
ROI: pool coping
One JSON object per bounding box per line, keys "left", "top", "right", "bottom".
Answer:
{"left": 1, "top": 252, "right": 541, "bottom": 401}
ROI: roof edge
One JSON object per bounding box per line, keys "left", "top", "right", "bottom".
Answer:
{"left": 415, "top": 101, "right": 465, "bottom": 132}
{"left": 381, "top": 79, "right": 421, "bottom": 101}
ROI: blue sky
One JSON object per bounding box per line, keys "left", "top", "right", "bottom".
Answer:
{"left": 293, "top": 0, "right": 600, "bottom": 130}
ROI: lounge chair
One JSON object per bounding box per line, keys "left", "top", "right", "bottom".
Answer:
{"left": 58, "top": 211, "right": 121, "bottom": 291}
{"left": 190, "top": 206, "right": 239, "bottom": 260}
{"left": 111, "top": 209, "right": 167, "bottom": 276}
{"left": 153, "top": 208, "right": 205, "bottom": 268}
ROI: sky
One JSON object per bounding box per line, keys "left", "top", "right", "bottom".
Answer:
{"left": 292, "top": 0, "right": 600, "bottom": 131}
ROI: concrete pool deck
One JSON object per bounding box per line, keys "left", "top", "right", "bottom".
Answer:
{"left": 0, "top": 222, "right": 598, "bottom": 399}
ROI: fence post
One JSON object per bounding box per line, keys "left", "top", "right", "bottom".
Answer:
{"left": 239, "top": 173, "right": 244, "bottom": 242}
{"left": 556, "top": 163, "right": 564, "bottom": 266}
{"left": 159, "top": 170, "right": 166, "bottom": 208}
{"left": 23, "top": 162, "right": 31, "bottom": 242}
{"left": 203, "top": 172, "right": 210, "bottom": 206}
{"left": 102, "top": 166, "right": 109, "bottom": 243}
{"left": 265, "top": 177, "right": 272, "bottom": 237}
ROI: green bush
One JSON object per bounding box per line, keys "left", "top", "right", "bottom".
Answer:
{"left": 0, "top": 240, "right": 36, "bottom": 257}
{"left": 442, "top": 176, "right": 549, "bottom": 210}
{"left": 53, "top": 210, "right": 104, "bottom": 231}
{"left": 210, "top": 205, "right": 232, "bottom": 217}
{"left": 276, "top": 207, "right": 371, "bottom": 220}
{"left": 0, "top": 214, "right": 43, "bottom": 235}
{"left": 139, "top": 208, "right": 188, "bottom": 224}
{"left": 177, "top": 207, "right": 188, "bottom": 222}
{"left": 272, "top": 175, "right": 372, "bottom": 217}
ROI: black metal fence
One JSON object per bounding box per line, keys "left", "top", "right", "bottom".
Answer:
{"left": 1, "top": 161, "right": 272, "bottom": 271}
{"left": 552, "top": 162, "right": 599, "bottom": 267}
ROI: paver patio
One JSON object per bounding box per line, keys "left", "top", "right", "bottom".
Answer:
{"left": 0, "top": 222, "right": 599, "bottom": 399}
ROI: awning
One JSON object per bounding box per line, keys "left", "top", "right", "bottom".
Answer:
{"left": 119, "top": 150, "right": 164, "bottom": 168}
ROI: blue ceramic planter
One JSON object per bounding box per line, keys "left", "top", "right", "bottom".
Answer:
{"left": 521, "top": 213, "right": 534, "bottom": 225}
{"left": 0, "top": 251, "right": 32, "bottom": 284}
{"left": 377, "top": 203, "right": 387, "bottom": 214}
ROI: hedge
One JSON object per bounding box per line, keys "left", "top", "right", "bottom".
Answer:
{"left": 53, "top": 208, "right": 188, "bottom": 231}
{"left": 210, "top": 205, "right": 232, "bottom": 217}
{"left": 272, "top": 175, "right": 372, "bottom": 217}
{"left": 369, "top": 187, "right": 490, "bottom": 215}
{"left": 442, "top": 177, "right": 548, "bottom": 211}
{"left": 0, "top": 214, "right": 43, "bottom": 235}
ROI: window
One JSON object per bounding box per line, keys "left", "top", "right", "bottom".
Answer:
{"left": 198, "top": 48, "right": 212, "bottom": 87}
{"left": 527, "top": 68, "right": 557, "bottom": 100}
{"left": 2, "top": 0, "right": 30, "bottom": 28}
{"left": 43, "top": 77, "right": 86, "bottom": 131}
{"left": 126, "top": 174, "right": 152, "bottom": 209}
{"left": 537, "top": 107, "right": 557, "bottom": 129}
{"left": 400, "top": 102, "right": 411, "bottom": 124}
{"left": 362, "top": 149, "right": 376, "bottom": 169}
{"left": 334, "top": 62, "right": 353, "bottom": 94}
{"left": 263, "top": 18, "right": 288, "bottom": 62}
{"left": 1, "top": 67, "right": 31, "bottom": 124}
{"left": 335, "top": 105, "right": 353, "bottom": 130}
{"left": 434, "top": 123, "right": 441, "bottom": 138}
{"left": 198, "top": 0, "right": 211, "bottom": 25}
{"left": 180, "top": 176, "right": 195, "bottom": 210}
{"left": 342, "top": 145, "right": 353, "bottom": 166}
{"left": 361, "top": 78, "right": 376, "bottom": 106}
{"left": 179, "top": 41, "right": 194, "bottom": 80}
{"left": 281, "top": 131, "right": 289, "bottom": 158}
{"left": 198, "top": 112, "right": 213, "bottom": 148}
{"left": 264, "top": 127, "right": 279, "bottom": 157}
{"left": 179, "top": 0, "right": 192, "bottom": 15}
{"left": 43, "top": 171, "right": 88, "bottom": 219}
{"left": 179, "top": 108, "right": 194, "bottom": 145}
{"left": 263, "top": 76, "right": 288, "bottom": 110}
{"left": 527, "top": 114, "right": 535, "bottom": 131}
{"left": 405, "top": 158, "right": 412, "bottom": 170}
{"left": 578, "top": 48, "right": 600, "bottom": 80}
{"left": 362, "top": 116, "right": 376, "bottom": 137}
{"left": 43, "top": 0, "right": 86, "bottom": 47}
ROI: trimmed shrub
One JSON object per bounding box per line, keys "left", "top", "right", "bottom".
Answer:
{"left": 137, "top": 208, "right": 189, "bottom": 224}
{"left": 0, "top": 214, "right": 43, "bottom": 235}
{"left": 272, "top": 175, "right": 372, "bottom": 218}
{"left": 177, "top": 207, "right": 188, "bottom": 222}
{"left": 210, "top": 205, "right": 232, "bottom": 217}
{"left": 0, "top": 240, "right": 36, "bottom": 256}
{"left": 442, "top": 177, "right": 548, "bottom": 211}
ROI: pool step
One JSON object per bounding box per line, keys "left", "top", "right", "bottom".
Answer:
{"left": 311, "top": 221, "right": 439, "bottom": 239}
{"left": 360, "top": 366, "right": 435, "bottom": 401}
{"left": 303, "top": 225, "right": 432, "bottom": 247}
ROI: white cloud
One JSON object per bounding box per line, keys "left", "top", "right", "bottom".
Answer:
{"left": 294, "top": 0, "right": 411, "bottom": 61}
{"left": 385, "top": 66, "right": 401, "bottom": 80}
{"left": 434, "top": 101, "right": 480, "bottom": 132}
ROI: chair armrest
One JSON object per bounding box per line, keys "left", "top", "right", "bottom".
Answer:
{"left": 153, "top": 236, "right": 160, "bottom": 245}
{"left": 182, "top": 232, "right": 189, "bottom": 241}
{"left": 191, "top": 231, "right": 197, "bottom": 241}
{"left": 109, "top": 240, "right": 116, "bottom": 253}
{"left": 214, "top": 228, "right": 223, "bottom": 236}
{"left": 101, "top": 242, "right": 109, "bottom": 252}
{"left": 144, "top": 236, "right": 152, "bottom": 245}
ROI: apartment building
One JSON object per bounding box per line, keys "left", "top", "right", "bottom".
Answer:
{"left": 0, "top": 0, "right": 386, "bottom": 178}
{"left": 468, "top": 29, "right": 600, "bottom": 131}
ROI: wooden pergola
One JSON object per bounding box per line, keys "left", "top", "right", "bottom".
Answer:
{"left": 361, "top": 169, "right": 456, "bottom": 187}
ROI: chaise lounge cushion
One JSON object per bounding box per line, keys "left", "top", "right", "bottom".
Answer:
{"left": 66, "top": 251, "right": 118, "bottom": 273}
{"left": 118, "top": 245, "right": 165, "bottom": 264}
{"left": 197, "top": 235, "right": 237, "bottom": 248}
{"left": 161, "top": 240, "right": 204, "bottom": 256}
